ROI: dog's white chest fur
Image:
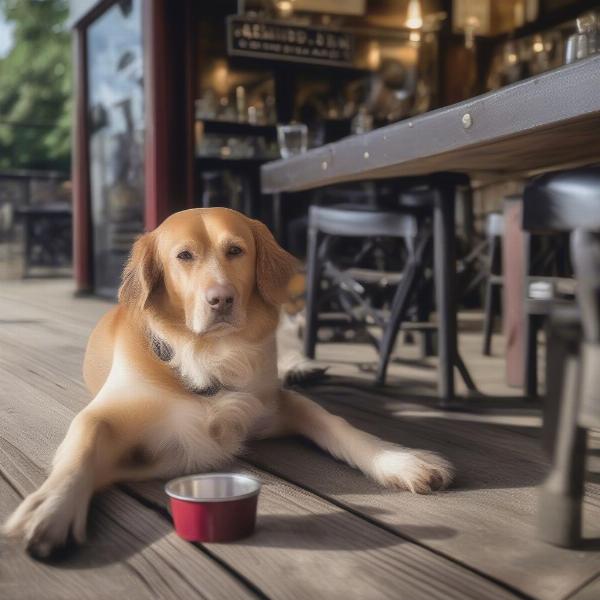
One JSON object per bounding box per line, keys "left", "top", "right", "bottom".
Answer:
{"left": 147, "top": 390, "right": 265, "bottom": 475}
{"left": 143, "top": 335, "right": 279, "bottom": 476}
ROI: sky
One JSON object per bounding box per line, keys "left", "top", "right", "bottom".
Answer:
{"left": 0, "top": 10, "right": 15, "bottom": 59}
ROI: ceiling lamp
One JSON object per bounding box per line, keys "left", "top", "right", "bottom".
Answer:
{"left": 275, "top": 0, "right": 295, "bottom": 18}
{"left": 405, "top": 0, "right": 423, "bottom": 29}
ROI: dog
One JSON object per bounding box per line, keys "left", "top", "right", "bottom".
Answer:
{"left": 4, "top": 208, "right": 452, "bottom": 558}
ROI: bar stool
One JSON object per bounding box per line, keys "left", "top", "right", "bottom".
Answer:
{"left": 482, "top": 213, "right": 504, "bottom": 356}
{"left": 304, "top": 174, "right": 477, "bottom": 399}
{"left": 523, "top": 166, "right": 600, "bottom": 548}
{"left": 304, "top": 202, "right": 430, "bottom": 381}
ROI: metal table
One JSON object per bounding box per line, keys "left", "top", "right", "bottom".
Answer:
{"left": 261, "top": 55, "right": 600, "bottom": 403}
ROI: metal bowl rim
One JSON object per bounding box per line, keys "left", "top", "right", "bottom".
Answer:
{"left": 165, "top": 473, "right": 262, "bottom": 503}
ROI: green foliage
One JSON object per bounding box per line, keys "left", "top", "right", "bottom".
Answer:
{"left": 0, "top": 0, "right": 71, "bottom": 171}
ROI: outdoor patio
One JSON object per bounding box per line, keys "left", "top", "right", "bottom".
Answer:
{"left": 0, "top": 280, "right": 599, "bottom": 600}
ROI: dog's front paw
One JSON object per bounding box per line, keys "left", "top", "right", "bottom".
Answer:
{"left": 372, "top": 447, "right": 453, "bottom": 494}
{"left": 2, "top": 479, "right": 89, "bottom": 559}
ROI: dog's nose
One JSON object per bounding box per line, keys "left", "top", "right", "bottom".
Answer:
{"left": 205, "top": 284, "right": 235, "bottom": 313}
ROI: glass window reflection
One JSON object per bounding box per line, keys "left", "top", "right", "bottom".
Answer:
{"left": 87, "top": 0, "right": 144, "bottom": 297}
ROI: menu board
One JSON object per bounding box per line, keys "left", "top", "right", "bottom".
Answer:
{"left": 227, "top": 17, "right": 354, "bottom": 67}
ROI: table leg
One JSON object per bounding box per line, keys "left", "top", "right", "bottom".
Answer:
{"left": 433, "top": 185, "right": 457, "bottom": 406}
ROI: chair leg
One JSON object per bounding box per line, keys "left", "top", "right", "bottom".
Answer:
{"left": 421, "top": 330, "right": 436, "bottom": 357}
{"left": 304, "top": 225, "right": 321, "bottom": 359}
{"left": 482, "top": 277, "right": 495, "bottom": 355}
{"left": 525, "top": 314, "right": 540, "bottom": 399}
{"left": 375, "top": 262, "right": 418, "bottom": 385}
{"left": 538, "top": 353, "right": 587, "bottom": 548}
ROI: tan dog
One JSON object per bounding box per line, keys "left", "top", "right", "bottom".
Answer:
{"left": 4, "top": 208, "right": 452, "bottom": 557}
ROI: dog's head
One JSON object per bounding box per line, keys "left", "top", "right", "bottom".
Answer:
{"left": 119, "top": 208, "right": 298, "bottom": 336}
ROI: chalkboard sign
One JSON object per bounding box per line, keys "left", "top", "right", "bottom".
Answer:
{"left": 227, "top": 17, "right": 354, "bottom": 67}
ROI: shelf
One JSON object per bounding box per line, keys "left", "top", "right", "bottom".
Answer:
{"left": 196, "top": 156, "right": 276, "bottom": 169}
{"left": 197, "top": 119, "right": 277, "bottom": 138}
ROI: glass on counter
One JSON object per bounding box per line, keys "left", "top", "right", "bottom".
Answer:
{"left": 565, "top": 12, "right": 599, "bottom": 64}
{"left": 277, "top": 123, "right": 308, "bottom": 159}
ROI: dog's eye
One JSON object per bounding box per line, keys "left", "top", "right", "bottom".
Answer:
{"left": 176, "top": 250, "right": 193, "bottom": 261}
{"left": 227, "top": 245, "right": 243, "bottom": 257}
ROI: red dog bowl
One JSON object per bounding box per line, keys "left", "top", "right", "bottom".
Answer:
{"left": 165, "top": 473, "right": 261, "bottom": 542}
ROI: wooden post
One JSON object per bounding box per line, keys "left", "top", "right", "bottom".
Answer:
{"left": 72, "top": 27, "right": 92, "bottom": 294}
{"left": 143, "top": 0, "right": 191, "bottom": 231}
{"left": 503, "top": 196, "right": 526, "bottom": 387}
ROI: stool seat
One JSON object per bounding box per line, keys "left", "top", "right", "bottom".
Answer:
{"left": 309, "top": 204, "right": 419, "bottom": 238}
{"left": 304, "top": 199, "right": 434, "bottom": 383}
{"left": 524, "top": 167, "right": 600, "bottom": 232}
{"left": 304, "top": 173, "right": 475, "bottom": 399}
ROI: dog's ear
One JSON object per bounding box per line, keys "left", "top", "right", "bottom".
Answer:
{"left": 119, "top": 232, "right": 161, "bottom": 310}
{"left": 250, "top": 218, "right": 299, "bottom": 306}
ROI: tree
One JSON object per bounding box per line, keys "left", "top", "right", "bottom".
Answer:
{"left": 0, "top": 0, "right": 71, "bottom": 171}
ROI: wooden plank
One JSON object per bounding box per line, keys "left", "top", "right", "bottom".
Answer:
{"left": 3, "top": 282, "right": 600, "bottom": 599}
{"left": 0, "top": 441, "right": 254, "bottom": 600}
{"left": 128, "top": 469, "right": 519, "bottom": 600}
{"left": 245, "top": 387, "right": 600, "bottom": 600}
{"left": 261, "top": 56, "right": 600, "bottom": 193}
{"left": 0, "top": 284, "right": 520, "bottom": 600}
{"left": 1, "top": 476, "right": 157, "bottom": 600}
{"left": 569, "top": 575, "right": 600, "bottom": 600}
{"left": 0, "top": 322, "right": 256, "bottom": 599}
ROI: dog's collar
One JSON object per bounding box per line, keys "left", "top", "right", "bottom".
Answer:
{"left": 149, "top": 331, "right": 223, "bottom": 397}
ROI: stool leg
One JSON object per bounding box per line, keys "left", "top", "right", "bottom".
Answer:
{"left": 482, "top": 235, "right": 499, "bottom": 356}
{"left": 375, "top": 262, "right": 418, "bottom": 385}
{"left": 572, "top": 229, "right": 600, "bottom": 429}
{"left": 482, "top": 276, "right": 495, "bottom": 355}
{"left": 543, "top": 322, "right": 569, "bottom": 458}
{"left": 525, "top": 314, "right": 540, "bottom": 399}
{"left": 538, "top": 353, "right": 587, "bottom": 548}
{"left": 304, "top": 225, "right": 321, "bottom": 359}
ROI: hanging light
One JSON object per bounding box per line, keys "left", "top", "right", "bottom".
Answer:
{"left": 405, "top": 0, "right": 423, "bottom": 29}
{"left": 275, "top": 0, "right": 295, "bottom": 18}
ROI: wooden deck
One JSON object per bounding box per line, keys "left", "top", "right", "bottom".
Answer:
{"left": 1, "top": 280, "right": 600, "bottom": 600}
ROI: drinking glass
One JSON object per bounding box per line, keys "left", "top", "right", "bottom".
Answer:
{"left": 277, "top": 123, "right": 308, "bottom": 159}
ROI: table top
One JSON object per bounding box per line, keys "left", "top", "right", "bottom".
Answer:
{"left": 261, "top": 55, "right": 600, "bottom": 193}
